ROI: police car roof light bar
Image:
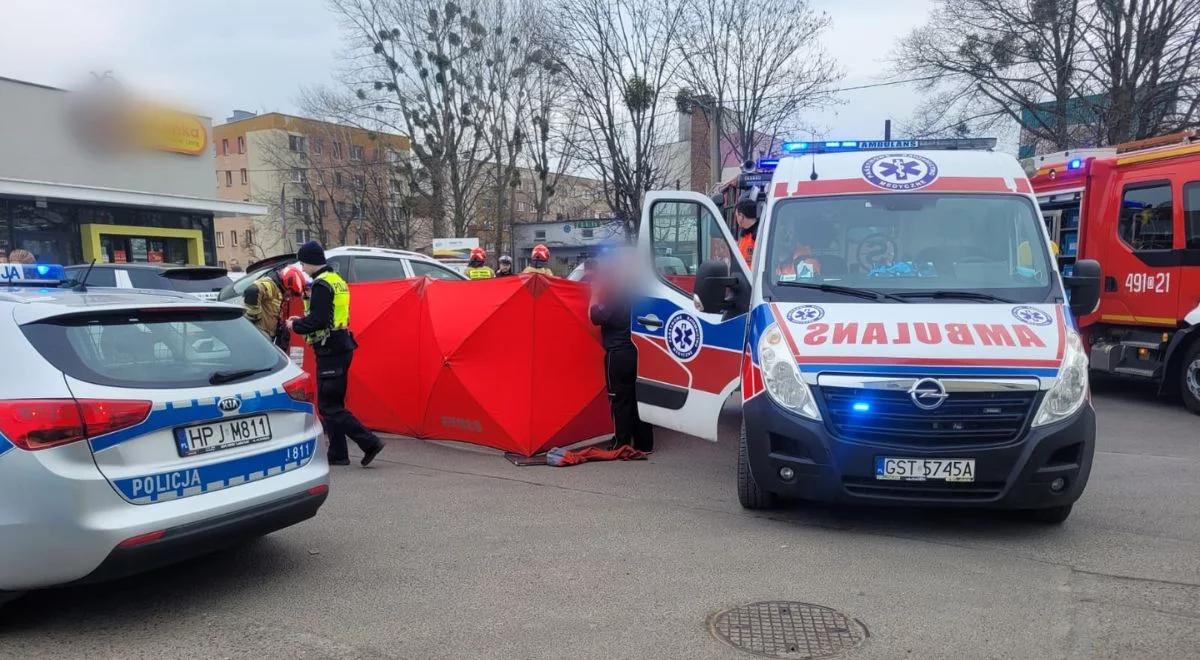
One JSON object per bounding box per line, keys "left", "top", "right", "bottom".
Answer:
{"left": 779, "top": 137, "right": 998, "bottom": 155}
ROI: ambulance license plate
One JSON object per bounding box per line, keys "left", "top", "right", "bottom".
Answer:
{"left": 875, "top": 457, "right": 975, "bottom": 482}
{"left": 176, "top": 415, "right": 272, "bottom": 457}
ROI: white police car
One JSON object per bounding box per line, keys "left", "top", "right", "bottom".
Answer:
{"left": 631, "top": 138, "right": 1103, "bottom": 523}
{"left": 0, "top": 284, "right": 328, "bottom": 601}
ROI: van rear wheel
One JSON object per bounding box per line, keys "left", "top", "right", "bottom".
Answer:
{"left": 1180, "top": 341, "right": 1200, "bottom": 415}
{"left": 738, "top": 421, "right": 777, "bottom": 510}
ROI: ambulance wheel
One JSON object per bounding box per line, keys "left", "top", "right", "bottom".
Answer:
{"left": 1180, "top": 341, "right": 1200, "bottom": 415}
{"left": 738, "top": 422, "right": 777, "bottom": 510}
{"left": 1028, "top": 503, "right": 1073, "bottom": 524}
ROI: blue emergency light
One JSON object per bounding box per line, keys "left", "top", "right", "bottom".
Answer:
{"left": 1067, "top": 158, "right": 1084, "bottom": 170}
{"left": 778, "top": 137, "right": 997, "bottom": 155}
{"left": 755, "top": 158, "right": 780, "bottom": 170}
{"left": 852, "top": 402, "right": 871, "bottom": 413}
{"left": 0, "top": 263, "right": 65, "bottom": 284}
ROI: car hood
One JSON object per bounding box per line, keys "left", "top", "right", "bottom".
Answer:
{"left": 768, "top": 302, "right": 1066, "bottom": 377}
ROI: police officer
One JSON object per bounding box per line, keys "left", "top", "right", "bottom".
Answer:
{"left": 466, "top": 247, "right": 495, "bottom": 280}
{"left": 287, "top": 241, "right": 384, "bottom": 467}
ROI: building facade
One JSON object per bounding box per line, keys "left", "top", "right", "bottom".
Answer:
{"left": 0, "top": 77, "right": 263, "bottom": 267}
{"left": 212, "top": 112, "right": 411, "bottom": 267}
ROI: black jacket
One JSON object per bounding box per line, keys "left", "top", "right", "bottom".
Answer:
{"left": 589, "top": 291, "right": 634, "bottom": 352}
{"left": 291, "top": 267, "right": 356, "bottom": 355}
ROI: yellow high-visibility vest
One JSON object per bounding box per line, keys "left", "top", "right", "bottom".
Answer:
{"left": 467, "top": 266, "right": 495, "bottom": 280}
{"left": 303, "top": 270, "right": 350, "bottom": 344}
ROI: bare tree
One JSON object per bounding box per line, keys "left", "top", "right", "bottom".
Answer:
{"left": 522, "top": 12, "right": 582, "bottom": 225}
{"left": 679, "top": 0, "right": 842, "bottom": 172}
{"left": 551, "top": 0, "right": 689, "bottom": 236}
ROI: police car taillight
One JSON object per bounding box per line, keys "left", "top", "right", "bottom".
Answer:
{"left": 0, "top": 399, "right": 151, "bottom": 451}
{"left": 284, "top": 374, "right": 315, "bottom": 403}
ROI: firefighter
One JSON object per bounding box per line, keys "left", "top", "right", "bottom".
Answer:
{"left": 522, "top": 244, "right": 555, "bottom": 275}
{"left": 287, "top": 241, "right": 384, "bottom": 468}
{"left": 466, "top": 247, "right": 495, "bottom": 280}
{"left": 495, "top": 254, "right": 515, "bottom": 277}
{"left": 734, "top": 192, "right": 759, "bottom": 265}
{"left": 244, "top": 264, "right": 306, "bottom": 351}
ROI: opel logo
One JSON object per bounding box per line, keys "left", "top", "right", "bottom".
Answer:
{"left": 218, "top": 397, "right": 241, "bottom": 413}
{"left": 908, "top": 378, "right": 949, "bottom": 410}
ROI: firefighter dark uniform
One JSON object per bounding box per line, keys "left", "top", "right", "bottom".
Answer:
{"left": 291, "top": 242, "right": 384, "bottom": 467}
{"left": 590, "top": 287, "right": 653, "bottom": 452}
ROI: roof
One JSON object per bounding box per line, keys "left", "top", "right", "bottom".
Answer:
{"left": 214, "top": 112, "right": 411, "bottom": 152}
{"left": 769, "top": 150, "right": 1032, "bottom": 199}
{"left": 1, "top": 287, "right": 240, "bottom": 324}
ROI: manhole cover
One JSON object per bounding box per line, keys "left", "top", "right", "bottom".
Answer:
{"left": 709, "top": 601, "right": 867, "bottom": 658}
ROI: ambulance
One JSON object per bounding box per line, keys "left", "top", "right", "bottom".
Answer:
{"left": 631, "top": 139, "right": 1103, "bottom": 523}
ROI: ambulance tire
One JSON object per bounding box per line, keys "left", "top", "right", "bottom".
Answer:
{"left": 1028, "top": 503, "right": 1073, "bottom": 524}
{"left": 738, "top": 421, "right": 777, "bottom": 510}
{"left": 1180, "top": 341, "right": 1200, "bottom": 415}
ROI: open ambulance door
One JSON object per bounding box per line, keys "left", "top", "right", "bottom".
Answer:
{"left": 632, "top": 191, "right": 750, "bottom": 441}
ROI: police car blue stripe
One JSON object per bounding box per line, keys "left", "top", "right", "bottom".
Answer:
{"left": 797, "top": 364, "right": 1060, "bottom": 378}
{"left": 112, "top": 437, "right": 317, "bottom": 503}
{"left": 90, "top": 390, "right": 313, "bottom": 453}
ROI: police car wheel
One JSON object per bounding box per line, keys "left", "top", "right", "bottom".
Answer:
{"left": 1028, "top": 503, "right": 1073, "bottom": 524}
{"left": 738, "top": 421, "right": 777, "bottom": 510}
{"left": 1180, "top": 341, "right": 1200, "bottom": 415}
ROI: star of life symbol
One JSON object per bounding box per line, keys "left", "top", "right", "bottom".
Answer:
{"left": 665, "top": 312, "right": 702, "bottom": 361}
{"left": 1012, "top": 305, "right": 1053, "bottom": 326}
{"left": 786, "top": 304, "right": 825, "bottom": 324}
{"left": 862, "top": 153, "right": 939, "bottom": 190}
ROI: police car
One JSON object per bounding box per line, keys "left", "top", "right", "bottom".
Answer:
{"left": 630, "top": 138, "right": 1103, "bottom": 523}
{"left": 0, "top": 283, "right": 328, "bottom": 601}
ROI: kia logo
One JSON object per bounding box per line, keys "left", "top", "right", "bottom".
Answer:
{"left": 908, "top": 378, "right": 949, "bottom": 410}
{"left": 218, "top": 397, "right": 241, "bottom": 412}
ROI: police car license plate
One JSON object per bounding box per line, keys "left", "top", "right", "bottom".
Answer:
{"left": 176, "top": 415, "right": 272, "bottom": 457}
{"left": 875, "top": 457, "right": 975, "bottom": 482}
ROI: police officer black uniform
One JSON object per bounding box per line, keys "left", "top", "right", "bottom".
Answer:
{"left": 589, "top": 280, "right": 653, "bottom": 452}
{"left": 288, "top": 241, "right": 384, "bottom": 467}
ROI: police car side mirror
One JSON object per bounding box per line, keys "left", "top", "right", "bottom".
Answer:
{"left": 694, "top": 260, "right": 748, "bottom": 316}
{"left": 1064, "top": 258, "right": 1101, "bottom": 318}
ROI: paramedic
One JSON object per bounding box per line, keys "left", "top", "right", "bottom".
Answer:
{"left": 735, "top": 193, "right": 759, "bottom": 265}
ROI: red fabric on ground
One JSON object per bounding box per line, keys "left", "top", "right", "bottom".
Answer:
{"left": 547, "top": 445, "right": 648, "bottom": 466}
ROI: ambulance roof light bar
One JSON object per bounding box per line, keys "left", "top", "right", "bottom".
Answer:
{"left": 779, "top": 137, "right": 997, "bottom": 155}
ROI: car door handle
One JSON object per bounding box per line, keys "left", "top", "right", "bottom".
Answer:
{"left": 1104, "top": 276, "right": 1117, "bottom": 292}
{"left": 636, "top": 315, "right": 663, "bottom": 329}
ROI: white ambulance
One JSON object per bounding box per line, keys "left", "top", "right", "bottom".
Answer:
{"left": 631, "top": 139, "right": 1103, "bottom": 523}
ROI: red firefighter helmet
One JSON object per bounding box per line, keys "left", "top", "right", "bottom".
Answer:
{"left": 469, "top": 246, "right": 487, "bottom": 263}
{"left": 280, "top": 264, "right": 307, "bottom": 296}
{"left": 531, "top": 244, "right": 550, "bottom": 262}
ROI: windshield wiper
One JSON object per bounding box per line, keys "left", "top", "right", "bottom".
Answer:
{"left": 893, "top": 290, "right": 1015, "bottom": 304}
{"left": 209, "top": 367, "right": 273, "bottom": 385}
{"left": 775, "top": 281, "right": 910, "bottom": 303}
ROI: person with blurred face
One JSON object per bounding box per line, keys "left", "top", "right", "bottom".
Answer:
{"left": 7, "top": 249, "right": 35, "bottom": 265}
{"left": 589, "top": 252, "right": 653, "bottom": 452}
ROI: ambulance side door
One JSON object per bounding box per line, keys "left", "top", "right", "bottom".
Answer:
{"left": 632, "top": 191, "right": 749, "bottom": 441}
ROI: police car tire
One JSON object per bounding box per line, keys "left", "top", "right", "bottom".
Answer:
{"left": 738, "top": 421, "right": 777, "bottom": 510}
{"left": 1029, "top": 503, "right": 1073, "bottom": 524}
{"left": 1180, "top": 341, "right": 1200, "bottom": 415}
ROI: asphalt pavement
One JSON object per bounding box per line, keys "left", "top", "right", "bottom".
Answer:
{"left": 3, "top": 380, "right": 1198, "bottom": 659}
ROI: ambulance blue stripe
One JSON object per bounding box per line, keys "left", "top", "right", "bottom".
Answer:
{"left": 112, "top": 437, "right": 317, "bottom": 503}
{"left": 0, "top": 433, "right": 13, "bottom": 457}
{"left": 632, "top": 296, "right": 746, "bottom": 350}
{"left": 799, "top": 364, "right": 1059, "bottom": 377}
{"left": 90, "top": 390, "right": 314, "bottom": 453}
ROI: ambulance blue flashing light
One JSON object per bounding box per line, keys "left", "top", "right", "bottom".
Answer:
{"left": 778, "top": 137, "right": 998, "bottom": 155}
{"left": 756, "top": 158, "right": 780, "bottom": 171}
{"left": 1067, "top": 158, "right": 1084, "bottom": 170}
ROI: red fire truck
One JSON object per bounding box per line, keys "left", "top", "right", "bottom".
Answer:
{"left": 1029, "top": 131, "right": 1200, "bottom": 413}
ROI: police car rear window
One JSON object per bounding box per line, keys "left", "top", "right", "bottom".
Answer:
{"left": 21, "top": 308, "right": 285, "bottom": 389}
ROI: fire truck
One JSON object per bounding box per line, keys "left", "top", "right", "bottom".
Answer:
{"left": 1028, "top": 131, "right": 1200, "bottom": 413}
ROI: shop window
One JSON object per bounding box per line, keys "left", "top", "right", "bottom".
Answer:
{"left": 1118, "top": 183, "right": 1173, "bottom": 251}
{"left": 240, "top": 169, "right": 247, "bottom": 184}
{"left": 1185, "top": 182, "right": 1200, "bottom": 250}
{"left": 216, "top": 232, "right": 224, "bottom": 248}
{"left": 237, "top": 136, "right": 245, "bottom": 154}
{"left": 230, "top": 230, "right": 238, "bottom": 247}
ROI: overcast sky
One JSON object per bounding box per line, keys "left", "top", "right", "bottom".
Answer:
{"left": 1, "top": 0, "right": 934, "bottom": 138}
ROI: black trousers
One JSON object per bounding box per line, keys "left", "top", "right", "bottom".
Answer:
{"left": 605, "top": 345, "right": 653, "bottom": 451}
{"left": 316, "top": 350, "right": 381, "bottom": 460}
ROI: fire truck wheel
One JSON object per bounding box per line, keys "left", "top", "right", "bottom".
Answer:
{"left": 1181, "top": 341, "right": 1200, "bottom": 415}
{"left": 738, "top": 421, "right": 778, "bottom": 510}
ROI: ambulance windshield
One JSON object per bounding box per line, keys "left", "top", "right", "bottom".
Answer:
{"left": 766, "top": 193, "right": 1054, "bottom": 302}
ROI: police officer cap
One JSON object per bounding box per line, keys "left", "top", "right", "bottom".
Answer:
{"left": 736, "top": 192, "right": 758, "bottom": 219}
{"left": 297, "top": 240, "right": 327, "bottom": 266}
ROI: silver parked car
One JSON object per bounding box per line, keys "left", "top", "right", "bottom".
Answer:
{"left": 0, "top": 285, "right": 328, "bottom": 602}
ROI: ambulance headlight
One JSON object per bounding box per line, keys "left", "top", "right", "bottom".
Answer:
{"left": 1033, "top": 330, "right": 1089, "bottom": 427}
{"left": 758, "top": 326, "right": 820, "bottom": 420}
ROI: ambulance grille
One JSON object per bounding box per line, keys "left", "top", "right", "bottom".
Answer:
{"left": 820, "top": 386, "right": 1037, "bottom": 447}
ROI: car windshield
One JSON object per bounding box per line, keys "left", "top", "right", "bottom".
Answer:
{"left": 765, "top": 193, "right": 1055, "bottom": 302}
